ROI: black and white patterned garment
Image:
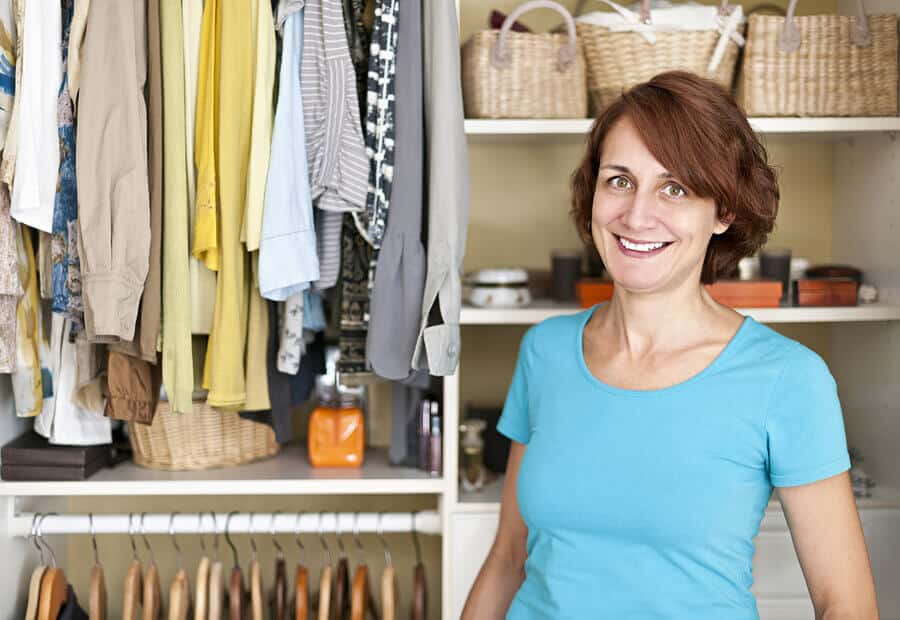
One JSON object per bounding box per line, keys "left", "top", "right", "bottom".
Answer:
{"left": 355, "top": 0, "right": 398, "bottom": 249}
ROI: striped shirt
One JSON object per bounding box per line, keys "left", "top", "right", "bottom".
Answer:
{"left": 301, "top": 0, "right": 368, "bottom": 214}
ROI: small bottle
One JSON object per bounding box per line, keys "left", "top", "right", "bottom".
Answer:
{"left": 418, "top": 398, "right": 432, "bottom": 471}
{"left": 428, "top": 402, "right": 442, "bottom": 477}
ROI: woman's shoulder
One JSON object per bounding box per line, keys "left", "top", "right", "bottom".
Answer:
{"left": 732, "top": 316, "right": 832, "bottom": 377}
{"left": 518, "top": 307, "right": 591, "bottom": 358}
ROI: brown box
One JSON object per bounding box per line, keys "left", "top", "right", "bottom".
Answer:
{"left": 795, "top": 278, "right": 858, "bottom": 306}
{"left": 705, "top": 280, "right": 783, "bottom": 308}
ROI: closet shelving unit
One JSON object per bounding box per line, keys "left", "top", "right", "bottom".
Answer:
{"left": 443, "top": 1, "right": 900, "bottom": 618}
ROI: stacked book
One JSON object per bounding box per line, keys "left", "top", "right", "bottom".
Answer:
{"left": 1, "top": 432, "right": 111, "bottom": 481}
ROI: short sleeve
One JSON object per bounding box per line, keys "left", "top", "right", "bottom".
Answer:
{"left": 766, "top": 345, "right": 851, "bottom": 487}
{"left": 496, "top": 329, "right": 533, "bottom": 445}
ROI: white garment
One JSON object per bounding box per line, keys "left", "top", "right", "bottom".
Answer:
{"left": 9, "top": 1, "right": 60, "bottom": 232}
{"left": 0, "top": 0, "right": 17, "bottom": 150}
{"left": 34, "top": 314, "right": 111, "bottom": 445}
{"left": 276, "top": 293, "right": 305, "bottom": 375}
{"left": 183, "top": 0, "right": 216, "bottom": 334}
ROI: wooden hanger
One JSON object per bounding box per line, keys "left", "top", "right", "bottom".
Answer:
{"left": 226, "top": 512, "right": 245, "bottom": 620}
{"left": 316, "top": 565, "right": 332, "bottom": 620}
{"left": 140, "top": 514, "right": 162, "bottom": 620}
{"left": 142, "top": 562, "right": 162, "bottom": 620}
{"left": 168, "top": 569, "right": 191, "bottom": 620}
{"left": 375, "top": 514, "right": 396, "bottom": 620}
{"left": 37, "top": 567, "right": 68, "bottom": 620}
{"left": 269, "top": 515, "right": 287, "bottom": 620}
{"left": 293, "top": 514, "right": 309, "bottom": 620}
{"left": 122, "top": 559, "right": 143, "bottom": 620}
{"left": 333, "top": 556, "right": 348, "bottom": 620}
{"left": 86, "top": 513, "right": 108, "bottom": 620}
{"left": 350, "top": 516, "right": 379, "bottom": 620}
{"left": 379, "top": 567, "right": 396, "bottom": 620}
{"left": 208, "top": 560, "right": 225, "bottom": 620}
{"left": 250, "top": 559, "right": 264, "bottom": 620}
{"left": 410, "top": 515, "right": 426, "bottom": 620}
{"left": 25, "top": 565, "right": 46, "bottom": 620}
{"left": 194, "top": 556, "right": 210, "bottom": 620}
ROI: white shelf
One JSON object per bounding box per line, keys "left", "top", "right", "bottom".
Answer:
{"left": 454, "top": 474, "right": 900, "bottom": 514}
{"left": 460, "top": 300, "right": 900, "bottom": 325}
{"left": 465, "top": 117, "right": 900, "bottom": 141}
{"left": 0, "top": 444, "right": 446, "bottom": 497}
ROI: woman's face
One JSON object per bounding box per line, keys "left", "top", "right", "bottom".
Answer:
{"left": 591, "top": 117, "right": 730, "bottom": 294}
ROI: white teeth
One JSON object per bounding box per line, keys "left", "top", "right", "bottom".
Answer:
{"left": 619, "top": 237, "right": 667, "bottom": 252}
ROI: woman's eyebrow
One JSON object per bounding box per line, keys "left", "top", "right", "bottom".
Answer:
{"left": 599, "top": 164, "right": 673, "bottom": 179}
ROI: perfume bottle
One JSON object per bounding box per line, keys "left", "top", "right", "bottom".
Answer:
{"left": 459, "top": 419, "right": 486, "bottom": 492}
{"left": 428, "top": 402, "right": 442, "bottom": 476}
{"left": 418, "top": 398, "right": 432, "bottom": 471}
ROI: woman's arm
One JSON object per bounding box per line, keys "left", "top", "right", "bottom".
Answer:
{"left": 777, "top": 471, "right": 879, "bottom": 619}
{"left": 460, "top": 441, "right": 529, "bottom": 620}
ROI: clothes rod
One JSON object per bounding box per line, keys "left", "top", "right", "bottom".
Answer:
{"left": 10, "top": 510, "right": 442, "bottom": 538}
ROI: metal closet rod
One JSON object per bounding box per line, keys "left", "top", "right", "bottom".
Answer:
{"left": 9, "top": 510, "right": 442, "bottom": 538}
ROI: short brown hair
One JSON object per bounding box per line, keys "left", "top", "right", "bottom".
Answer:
{"left": 570, "top": 71, "right": 779, "bottom": 284}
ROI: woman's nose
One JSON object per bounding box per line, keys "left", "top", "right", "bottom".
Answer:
{"left": 619, "top": 191, "right": 657, "bottom": 231}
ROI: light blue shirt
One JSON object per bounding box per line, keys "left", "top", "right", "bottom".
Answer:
{"left": 497, "top": 303, "right": 851, "bottom": 619}
{"left": 259, "top": 2, "right": 319, "bottom": 301}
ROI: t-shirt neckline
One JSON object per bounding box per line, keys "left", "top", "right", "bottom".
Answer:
{"left": 575, "top": 302, "right": 752, "bottom": 398}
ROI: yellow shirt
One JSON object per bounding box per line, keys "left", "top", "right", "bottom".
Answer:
{"left": 192, "top": 0, "right": 219, "bottom": 272}
{"left": 203, "top": 0, "right": 254, "bottom": 408}
{"left": 11, "top": 224, "right": 42, "bottom": 417}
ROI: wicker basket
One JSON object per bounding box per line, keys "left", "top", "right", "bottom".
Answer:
{"left": 129, "top": 401, "right": 279, "bottom": 471}
{"left": 575, "top": 0, "right": 744, "bottom": 113}
{"left": 738, "top": 0, "right": 898, "bottom": 116}
{"left": 462, "top": 0, "right": 587, "bottom": 119}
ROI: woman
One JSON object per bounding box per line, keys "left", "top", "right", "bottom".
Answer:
{"left": 461, "top": 72, "right": 878, "bottom": 619}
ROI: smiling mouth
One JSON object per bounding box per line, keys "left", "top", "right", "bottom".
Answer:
{"left": 614, "top": 235, "right": 674, "bottom": 255}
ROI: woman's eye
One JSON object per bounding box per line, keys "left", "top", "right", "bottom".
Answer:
{"left": 662, "top": 183, "right": 687, "bottom": 198}
{"left": 608, "top": 176, "right": 633, "bottom": 191}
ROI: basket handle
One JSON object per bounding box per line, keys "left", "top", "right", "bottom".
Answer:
{"left": 779, "top": 0, "right": 871, "bottom": 52}
{"left": 491, "top": 0, "right": 578, "bottom": 72}
{"left": 574, "top": 0, "right": 733, "bottom": 21}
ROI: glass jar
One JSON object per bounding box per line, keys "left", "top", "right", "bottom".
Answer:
{"left": 308, "top": 389, "right": 365, "bottom": 467}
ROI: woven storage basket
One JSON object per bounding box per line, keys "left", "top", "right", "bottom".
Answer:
{"left": 129, "top": 400, "right": 279, "bottom": 471}
{"left": 462, "top": 0, "right": 587, "bottom": 119}
{"left": 738, "top": 0, "right": 898, "bottom": 116}
{"left": 575, "top": 0, "right": 744, "bottom": 113}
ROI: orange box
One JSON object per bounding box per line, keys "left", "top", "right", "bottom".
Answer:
{"left": 704, "top": 280, "right": 782, "bottom": 308}
{"left": 576, "top": 279, "right": 614, "bottom": 308}
{"left": 795, "top": 279, "right": 857, "bottom": 306}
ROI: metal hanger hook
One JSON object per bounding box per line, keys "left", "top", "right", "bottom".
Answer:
{"left": 317, "top": 513, "right": 331, "bottom": 569}
{"left": 376, "top": 512, "right": 391, "bottom": 567}
{"left": 294, "top": 512, "right": 305, "bottom": 563}
{"left": 410, "top": 511, "right": 422, "bottom": 566}
{"left": 248, "top": 512, "right": 258, "bottom": 562}
{"left": 127, "top": 513, "right": 140, "bottom": 561}
{"left": 139, "top": 512, "right": 154, "bottom": 565}
{"left": 37, "top": 513, "right": 58, "bottom": 568}
{"left": 270, "top": 511, "right": 283, "bottom": 557}
{"left": 225, "top": 511, "right": 240, "bottom": 568}
{"left": 353, "top": 512, "right": 365, "bottom": 565}
{"left": 169, "top": 512, "right": 183, "bottom": 571}
{"left": 88, "top": 512, "right": 100, "bottom": 566}
{"left": 334, "top": 511, "right": 345, "bottom": 558}
{"left": 30, "top": 513, "right": 46, "bottom": 565}
{"left": 210, "top": 511, "right": 219, "bottom": 562}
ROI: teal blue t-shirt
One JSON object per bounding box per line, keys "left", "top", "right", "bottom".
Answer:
{"left": 497, "top": 304, "right": 851, "bottom": 619}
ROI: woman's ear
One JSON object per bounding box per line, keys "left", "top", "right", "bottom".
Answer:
{"left": 713, "top": 210, "right": 735, "bottom": 235}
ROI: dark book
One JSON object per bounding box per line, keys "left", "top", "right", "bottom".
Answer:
{"left": 1, "top": 432, "right": 111, "bottom": 467}
{"left": 1, "top": 456, "right": 108, "bottom": 481}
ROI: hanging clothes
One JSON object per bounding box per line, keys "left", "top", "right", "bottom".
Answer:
{"left": 259, "top": 0, "right": 319, "bottom": 302}
{"left": 75, "top": 0, "right": 150, "bottom": 343}
{"left": 335, "top": 0, "right": 373, "bottom": 378}
{"left": 301, "top": 0, "right": 368, "bottom": 215}
{"left": 0, "top": 183, "right": 17, "bottom": 373}
{"left": 184, "top": 0, "right": 216, "bottom": 335}
{"left": 366, "top": 0, "right": 425, "bottom": 380}
{"left": 11, "top": 225, "right": 45, "bottom": 417}
{"left": 0, "top": 0, "right": 16, "bottom": 149}
{"left": 34, "top": 313, "right": 111, "bottom": 445}
{"left": 0, "top": 0, "right": 21, "bottom": 186}
{"left": 50, "top": 0, "right": 82, "bottom": 334}
{"left": 411, "top": 0, "right": 470, "bottom": 376}
{"left": 9, "top": 0, "right": 60, "bottom": 234}
{"left": 203, "top": 0, "right": 254, "bottom": 409}
{"left": 355, "top": 0, "right": 399, "bottom": 248}
{"left": 312, "top": 209, "right": 341, "bottom": 291}
{"left": 192, "top": 0, "right": 219, "bottom": 273}
{"left": 160, "top": 0, "right": 195, "bottom": 415}
{"left": 276, "top": 292, "right": 304, "bottom": 375}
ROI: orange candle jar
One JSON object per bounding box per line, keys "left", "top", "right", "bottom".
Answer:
{"left": 308, "top": 392, "right": 365, "bottom": 468}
